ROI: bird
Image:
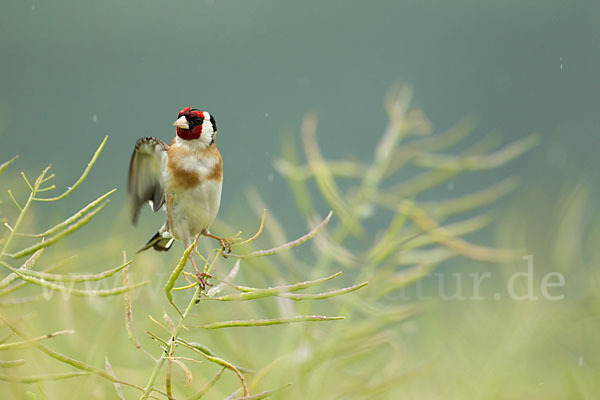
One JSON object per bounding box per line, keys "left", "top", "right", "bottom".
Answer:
{"left": 127, "top": 106, "right": 229, "bottom": 287}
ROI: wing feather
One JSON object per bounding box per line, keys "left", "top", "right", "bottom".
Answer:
{"left": 127, "top": 137, "right": 169, "bottom": 225}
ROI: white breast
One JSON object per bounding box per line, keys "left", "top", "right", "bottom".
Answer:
{"left": 163, "top": 138, "right": 223, "bottom": 243}
{"left": 166, "top": 179, "right": 222, "bottom": 242}
{"left": 175, "top": 138, "right": 218, "bottom": 172}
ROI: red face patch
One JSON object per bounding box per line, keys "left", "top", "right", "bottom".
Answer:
{"left": 176, "top": 107, "right": 204, "bottom": 140}
{"left": 178, "top": 107, "right": 204, "bottom": 118}
{"left": 178, "top": 106, "right": 192, "bottom": 118}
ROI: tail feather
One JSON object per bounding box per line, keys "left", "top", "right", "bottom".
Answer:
{"left": 137, "top": 231, "right": 174, "bottom": 253}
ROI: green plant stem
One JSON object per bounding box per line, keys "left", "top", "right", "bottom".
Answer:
{"left": 0, "top": 329, "right": 73, "bottom": 350}
{"left": 0, "top": 316, "right": 169, "bottom": 398}
{"left": 9, "top": 200, "right": 109, "bottom": 259}
{"left": 0, "top": 167, "right": 45, "bottom": 265}
{"left": 140, "top": 285, "right": 202, "bottom": 400}
{"left": 0, "top": 371, "right": 91, "bottom": 382}
{"left": 0, "top": 156, "right": 18, "bottom": 176}
{"left": 193, "top": 315, "right": 344, "bottom": 329}
{"left": 34, "top": 136, "right": 107, "bottom": 202}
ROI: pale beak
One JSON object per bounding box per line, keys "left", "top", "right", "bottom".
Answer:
{"left": 173, "top": 116, "right": 189, "bottom": 129}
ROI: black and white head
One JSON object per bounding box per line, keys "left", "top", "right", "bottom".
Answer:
{"left": 172, "top": 107, "right": 218, "bottom": 146}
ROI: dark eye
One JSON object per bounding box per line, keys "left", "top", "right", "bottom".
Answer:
{"left": 190, "top": 116, "right": 203, "bottom": 126}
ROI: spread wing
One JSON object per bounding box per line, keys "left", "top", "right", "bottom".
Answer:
{"left": 127, "top": 137, "right": 169, "bottom": 225}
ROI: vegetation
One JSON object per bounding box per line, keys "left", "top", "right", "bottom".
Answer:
{"left": 0, "top": 88, "right": 542, "bottom": 398}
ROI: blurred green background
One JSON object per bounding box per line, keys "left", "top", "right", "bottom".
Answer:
{"left": 1, "top": 1, "right": 599, "bottom": 399}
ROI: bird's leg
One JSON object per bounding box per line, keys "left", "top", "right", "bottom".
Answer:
{"left": 188, "top": 255, "right": 206, "bottom": 290}
{"left": 187, "top": 238, "right": 212, "bottom": 291}
{"left": 202, "top": 232, "right": 233, "bottom": 254}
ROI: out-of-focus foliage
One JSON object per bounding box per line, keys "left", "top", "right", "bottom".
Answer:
{"left": 395, "top": 179, "right": 600, "bottom": 399}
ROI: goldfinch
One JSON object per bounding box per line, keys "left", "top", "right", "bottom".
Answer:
{"left": 128, "top": 107, "right": 228, "bottom": 284}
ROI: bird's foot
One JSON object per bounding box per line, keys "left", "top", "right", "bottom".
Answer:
{"left": 218, "top": 237, "right": 233, "bottom": 255}
{"left": 196, "top": 272, "right": 213, "bottom": 291}
{"left": 204, "top": 233, "right": 233, "bottom": 256}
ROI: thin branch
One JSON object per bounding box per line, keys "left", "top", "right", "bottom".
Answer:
{"left": 164, "top": 236, "right": 199, "bottom": 315}
{"left": 278, "top": 282, "right": 368, "bottom": 301}
{"left": 0, "top": 249, "right": 43, "bottom": 290}
{"left": 11, "top": 260, "right": 132, "bottom": 283}
{"left": 8, "top": 200, "right": 110, "bottom": 259}
{"left": 123, "top": 253, "right": 153, "bottom": 360}
{"left": 202, "top": 272, "right": 342, "bottom": 301}
{"left": 148, "top": 315, "right": 172, "bottom": 336}
{"left": 21, "top": 172, "right": 33, "bottom": 191}
{"left": 192, "top": 315, "right": 344, "bottom": 329}
{"left": 237, "top": 384, "right": 292, "bottom": 400}
{"left": 0, "top": 329, "right": 74, "bottom": 351}
{"left": 176, "top": 339, "right": 249, "bottom": 397}
{"left": 1, "top": 311, "right": 170, "bottom": 399}
{"left": 105, "top": 357, "right": 125, "bottom": 400}
{"left": 411, "top": 133, "right": 540, "bottom": 171}
{"left": 7, "top": 190, "right": 23, "bottom": 211}
{"left": 0, "top": 166, "right": 49, "bottom": 264}
{"left": 301, "top": 115, "right": 361, "bottom": 234}
{"left": 0, "top": 155, "right": 18, "bottom": 176}
{"left": 36, "top": 185, "right": 56, "bottom": 193}
{"left": 407, "top": 205, "right": 515, "bottom": 262}
{"left": 27, "top": 189, "right": 116, "bottom": 238}
{"left": 145, "top": 330, "right": 170, "bottom": 348}
{"left": 34, "top": 136, "right": 108, "bottom": 202}
{"left": 0, "top": 372, "right": 90, "bottom": 383}
{"left": 183, "top": 342, "right": 253, "bottom": 374}
{"left": 205, "top": 259, "right": 240, "bottom": 297}
{"left": 0, "top": 262, "right": 150, "bottom": 297}
{"left": 185, "top": 367, "right": 225, "bottom": 400}
{"left": 0, "top": 255, "right": 74, "bottom": 297}
{"left": 230, "top": 211, "right": 332, "bottom": 258}
{"left": 232, "top": 209, "right": 266, "bottom": 247}
{"left": 0, "top": 359, "right": 25, "bottom": 368}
